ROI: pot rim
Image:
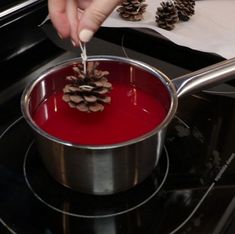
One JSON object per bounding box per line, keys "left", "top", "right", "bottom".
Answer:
{"left": 21, "top": 55, "right": 178, "bottom": 149}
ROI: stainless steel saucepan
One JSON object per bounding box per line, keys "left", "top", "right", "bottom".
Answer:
{"left": 21, "top": 56, "right": 235, "bottom": 195}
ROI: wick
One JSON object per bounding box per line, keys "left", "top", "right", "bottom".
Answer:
{"left": 79, "top": 41, "right": 87, "bottom": 75}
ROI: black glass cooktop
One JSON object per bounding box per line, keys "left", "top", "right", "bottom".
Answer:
{"left": 1, "top": 93, "right": 235, "bottom": 234}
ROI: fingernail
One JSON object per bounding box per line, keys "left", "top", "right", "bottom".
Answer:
{"left": 79, "top": 29, "right": 94, "bottom": 43}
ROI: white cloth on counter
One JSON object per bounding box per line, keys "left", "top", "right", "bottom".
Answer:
{"left": 103, "top": 0, "right": 235, "bottom": 59}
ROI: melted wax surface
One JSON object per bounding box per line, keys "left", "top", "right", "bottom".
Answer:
{"left": 33, "top": 83, "right": 167, "bottom": 145}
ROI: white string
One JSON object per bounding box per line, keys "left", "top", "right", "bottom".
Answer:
{"left": 121, "top": 34, "right": 130, "bottom": 59}
{"left": 79, "top": 41, "right": 87, "bottom": 75}
{"left": 136, "top": 3, "right": 142, "bottom": 13}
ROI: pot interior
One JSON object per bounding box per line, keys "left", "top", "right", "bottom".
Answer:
{"left": 23, "top": 58, "right": 175, "bottom": 146}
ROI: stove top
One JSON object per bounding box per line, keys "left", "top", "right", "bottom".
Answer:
{"left": 1, "top": 1, "right": 235, "bottom": 232}
{"left": 1, "top": 15, "right": 235, "bottom": 232}
{"left": 1, "top": 87, "right": 235, "bottom": 233}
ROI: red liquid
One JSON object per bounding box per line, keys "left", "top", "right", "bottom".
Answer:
{"left": 33, "top": 83, "right": 167, "bottom": 145}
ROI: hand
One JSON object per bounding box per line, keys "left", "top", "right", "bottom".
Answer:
{"left": 48, "top": 0, "right": 120, "bottom": 45}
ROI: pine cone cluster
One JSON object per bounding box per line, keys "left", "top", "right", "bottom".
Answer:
{"left": 63, "top": 62, "right": 112, "bottom": 113}
{"left": 117, "top": 0, "right": 148, "bottom": 21}
{"left": 156, "top": 0, "right": 195, "bottom": 31}
{"left": 155, "top": 1, "right": 179, "bottom": 31}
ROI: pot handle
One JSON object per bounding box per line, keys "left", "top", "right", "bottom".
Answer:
{"left": 173, "top": 57, "right": 235, "bottom": 98}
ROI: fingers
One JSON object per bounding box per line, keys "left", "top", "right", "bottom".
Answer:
{"left": 78, "top": 0, "right": 121, "bottom": 42}
{"left": 48, "top": 0, "right": 121, "bottom": 44}
{"left": 48, "top": 0, "right": 70, "bottom": 38}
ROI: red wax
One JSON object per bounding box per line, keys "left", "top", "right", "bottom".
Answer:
{"left": 33, "top": 83, "right": 167, "bottom": 145}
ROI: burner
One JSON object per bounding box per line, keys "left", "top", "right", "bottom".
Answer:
{"left": 23, "top": 142, "right": 169, "bottom": 218}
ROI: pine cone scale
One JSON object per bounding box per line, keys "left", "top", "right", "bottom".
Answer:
{"left": 84, "top": 95, "right": 98, "bottom": 103}
{"left": 69, "top": 95, "right": 84, "bottom": 104}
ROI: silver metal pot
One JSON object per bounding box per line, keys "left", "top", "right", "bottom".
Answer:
{"left": 21, "top": 56, "right": 235, "bottom": 195}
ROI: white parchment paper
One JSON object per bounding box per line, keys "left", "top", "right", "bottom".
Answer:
{"left": 103, "top": 0, "right": 235, "bottom": 59}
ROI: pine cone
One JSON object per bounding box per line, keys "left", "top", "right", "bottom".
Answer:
{"left": 174, "top": 0, "right": 195, "bottom": 21}
{"left": 117, "top": 0, "right": 148, "bottom": 21}
{"left": 156, "top": 1, "right": 179, "bottom": 31}
{"left": 63, "top": 62, "right": 112, "bottom": 113}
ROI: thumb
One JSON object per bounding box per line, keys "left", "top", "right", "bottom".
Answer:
{"left": 78, "top": 0, "right": 120, "bottom": 42}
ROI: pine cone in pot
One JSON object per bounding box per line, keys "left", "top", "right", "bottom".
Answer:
{"left": 174, "top": 0, "right": 195, "bottom": 21}
{"left": 63, "top": 61, "right": 112, "bottom": 113}
{"left": 117, "top": 0, "right": 148, "bottom": 21}
{"left": 156, "top": 1, "right": 179, "bottom": 31}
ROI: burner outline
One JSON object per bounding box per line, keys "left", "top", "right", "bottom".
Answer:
{"left": 23, "top": 141, "right": 170, "bottom": 219}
